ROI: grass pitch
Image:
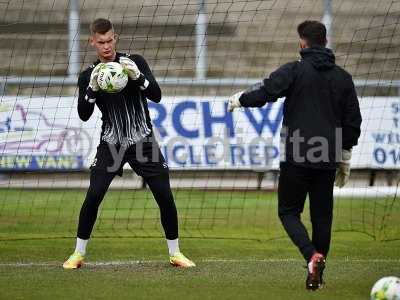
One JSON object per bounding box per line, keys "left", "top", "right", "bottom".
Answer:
{"left": 0, "top": 189, "right": 399, "bottom": 299}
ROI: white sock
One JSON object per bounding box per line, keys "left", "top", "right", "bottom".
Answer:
{"left": 75, "top": 237, "right": 89, "bottom": 256}
{"left": 167, "top": 238, "right": 180, "bottom": 256}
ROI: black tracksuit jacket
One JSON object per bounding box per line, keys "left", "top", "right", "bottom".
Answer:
{"left": 239, "top": 47, "right": 362, "bottom": 169}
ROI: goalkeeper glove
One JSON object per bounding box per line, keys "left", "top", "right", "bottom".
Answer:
{"left": 85, "top": 63, "right": 104, "bottom": 103}
{"left": 119, "top": 56, "right": 141, "bottom": 80}
{"left": 335, "top": 149, "right": 352, "bottom": 188}
{"left": 227, "top": 91, "right": 244, "bottom": 112}
{"left": 88, "top": 63, "right": 104, "bottom": 92}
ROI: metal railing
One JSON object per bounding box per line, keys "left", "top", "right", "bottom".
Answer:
{"left": 0, "top": 76, "right": 399, "bottom": 96}
{"left": 3, "top": 0, "right": 398, "bottom": 95}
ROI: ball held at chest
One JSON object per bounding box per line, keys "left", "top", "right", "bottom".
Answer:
{"left": 97, "top": 62, "right": 129, "bottom": 93}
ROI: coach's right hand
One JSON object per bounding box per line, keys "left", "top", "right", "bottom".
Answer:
{"left": 89, "top": 63, "right": 104, "bottom": 92}
{"left": 335, "top": 149, "right": 352, "bottom": 188}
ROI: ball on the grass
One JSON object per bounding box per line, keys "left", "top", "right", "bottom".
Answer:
{"left": 97, "top": 62, "right": 128, "bottom": 93}
{"left": 371, "top": 276, "right": 400, "bottom": 300}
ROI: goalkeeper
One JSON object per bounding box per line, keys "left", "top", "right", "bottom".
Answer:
{"left": 228, "top": 20, "right": 361, "bottom": 290}
{"left": 63, "top": 18, "right": 195, "bottom": 269}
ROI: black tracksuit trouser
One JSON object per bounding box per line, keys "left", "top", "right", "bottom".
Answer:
{"left": 278, "top": 162, "right": 336, "bottom": 262}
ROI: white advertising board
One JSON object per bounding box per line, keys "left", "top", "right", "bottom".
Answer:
{"left": 0, "top": 96, "right": 397, "bottom": 170}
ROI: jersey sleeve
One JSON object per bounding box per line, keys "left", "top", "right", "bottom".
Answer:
{"left": 77, "top": 71, "right": 96, "bottom": 122}
{"left": 129, "top": 54, "right": 162, "bottom": 103}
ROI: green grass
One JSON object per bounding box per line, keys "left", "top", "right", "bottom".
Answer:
{"left": 1, "top": 188, "right": 399, "bottom": 240}
{"left": 0, "top": 188, "right": 399, "bottom": 299}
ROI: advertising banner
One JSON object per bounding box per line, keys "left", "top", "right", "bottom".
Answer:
{"left": 0, "top": 96, "right": 397, "bottom": 170}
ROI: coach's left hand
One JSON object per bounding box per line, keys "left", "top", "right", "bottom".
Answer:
{"left": 335, "top": 149, "right": 352, "bottom": 188}
{"left": 227, "top": 91, "right": 244, "bottom": 112}
{"left": 119, "top": 57, "right": 141, "bottom": 80}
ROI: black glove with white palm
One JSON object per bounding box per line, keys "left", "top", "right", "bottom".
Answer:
{"left": 119, "top": 57, "right": 141, "bottom": 80}
{"left": 119, "top": 56, "right": 149, "bottom": 90}
{"left": 86, "top": 63, "right": 105, "bottom": 103}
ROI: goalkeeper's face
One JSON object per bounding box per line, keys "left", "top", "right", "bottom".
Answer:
{"left": 90, "top": 30, "right": 117, "bottom": 62}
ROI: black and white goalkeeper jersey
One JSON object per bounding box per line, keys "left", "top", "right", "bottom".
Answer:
{"left": 77, "top": 52, "right": 161, "bottom": 146}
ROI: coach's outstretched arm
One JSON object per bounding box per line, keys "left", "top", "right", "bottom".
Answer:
{"left": 120, "top": 54, "right": 162, "bottom": 103}
{"left": 77, "top": 64, "right": 102, "bottom": 121}
{"left": 228, "top": 62, "right": 297, "bottom": 111}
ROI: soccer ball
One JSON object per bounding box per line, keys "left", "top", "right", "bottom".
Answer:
{"left": 97, "top": 62, "right": 128, "bottom": 93}
{"left": 371, "top": 277, "right": 400, "bottom": 300}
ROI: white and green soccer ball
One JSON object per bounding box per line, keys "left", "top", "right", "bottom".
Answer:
{"left": 371, "top": 277, "right": 400, "bottom": 300}
{"left": 97, "top": 62, "right": 128, "bottom": 93}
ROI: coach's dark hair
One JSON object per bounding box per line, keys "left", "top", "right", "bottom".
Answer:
{"left": 297, "top": 20, "right": 327, "bottom": 47}
{"left": 90, "top": 18, "right": 113, "bottom": 34}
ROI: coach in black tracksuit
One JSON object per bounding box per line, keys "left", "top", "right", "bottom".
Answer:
{"left": 228, "top": 21, "right": 362, "bottom": 289}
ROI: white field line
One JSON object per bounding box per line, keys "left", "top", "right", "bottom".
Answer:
{"left": 0, "top": 258, "right": 399, "bottom": 267}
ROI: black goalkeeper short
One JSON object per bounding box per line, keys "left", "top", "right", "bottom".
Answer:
{"left": 89, "top": 137, "right": 169, "bottom": 178}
